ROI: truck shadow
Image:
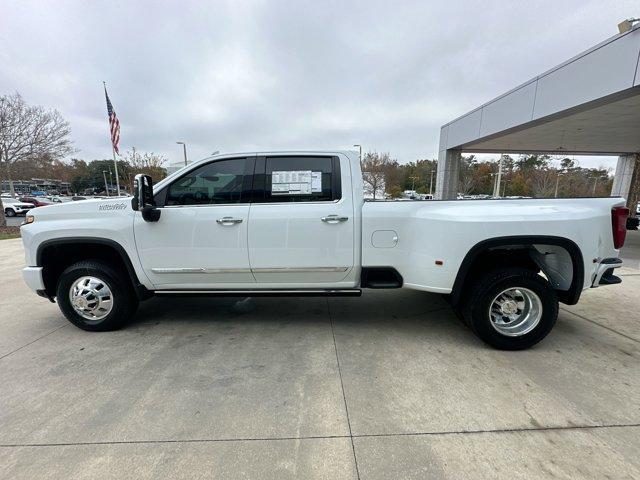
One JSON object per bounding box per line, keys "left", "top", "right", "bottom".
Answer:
{"left": 128, "top": 289, "right": 479, "bottom": 345}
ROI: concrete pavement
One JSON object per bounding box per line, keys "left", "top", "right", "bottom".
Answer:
{"left": 0, "top": 238, "right": 639, "bottom": 479}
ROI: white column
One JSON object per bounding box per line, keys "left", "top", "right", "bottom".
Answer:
{"left": 611, "top": 154, "right": 635, "bottom": 197}
{"left": 435, "top": 149, "right": 461, "bottom": 200}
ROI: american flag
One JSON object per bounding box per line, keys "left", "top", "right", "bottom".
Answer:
{"left": 104, "top": 86, "right": 120, "bottom": 154}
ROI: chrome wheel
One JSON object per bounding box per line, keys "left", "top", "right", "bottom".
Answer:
{"left": 489, "top": 287, "right": 542, "bottom": 337}
{"left": 69, "top": 276, "right": 114, "bottom": 321}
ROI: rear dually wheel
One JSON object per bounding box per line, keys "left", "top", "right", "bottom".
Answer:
{"left": 462, "top": 267, "right": 558, "bottom": 350}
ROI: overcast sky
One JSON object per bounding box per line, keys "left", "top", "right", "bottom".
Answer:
{"left": 1, "top": 0, "right": 636, "bottom": 170}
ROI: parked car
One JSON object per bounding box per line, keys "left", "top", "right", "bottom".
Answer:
{"left": 3, "top": 198, "right": 35, "bottom": 217}
{"left": 44, "top": 196, "right": 70, "bottom": 203}
{"left": 20, "top": 151, "right": 629, "bottom": 350}
{"left": 19, "top": 196, "right": 53, "bottom": 208}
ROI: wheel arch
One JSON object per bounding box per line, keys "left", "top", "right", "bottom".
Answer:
{"left": 36, "top": 237, "right": 151, "bottom": 300}
{"left": 451, "top": 235, "right": 584, "bottom": 307}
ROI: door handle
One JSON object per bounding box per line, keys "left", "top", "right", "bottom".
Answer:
{"left": 321, "top": 215, "right": 349, "bottom": 224}
{"left": 216, "top": 216, "right": 243, "bottom": 225}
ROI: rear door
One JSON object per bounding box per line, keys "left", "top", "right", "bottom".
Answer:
{"left": 247, "top": 155, "right": 356, "bottom": 286}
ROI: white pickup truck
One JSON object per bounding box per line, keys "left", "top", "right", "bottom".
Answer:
{"left": 20, "top": 151, "right": 630, "bottom": 349}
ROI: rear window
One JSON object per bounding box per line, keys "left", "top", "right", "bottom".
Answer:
{"left": 257, "top": 156, "right": 341, "bottom": 203}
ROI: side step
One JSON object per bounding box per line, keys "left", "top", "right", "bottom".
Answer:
{"left": 154, "top": 289, "right": 362, "bottom": 297}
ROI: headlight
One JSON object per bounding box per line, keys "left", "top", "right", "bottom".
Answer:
{"left": 22, "top": 215, "right": 35, "bottom": 225}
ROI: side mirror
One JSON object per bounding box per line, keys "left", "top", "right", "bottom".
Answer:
{"left": 132, "top": 174, "right": 161, "bottom": 222}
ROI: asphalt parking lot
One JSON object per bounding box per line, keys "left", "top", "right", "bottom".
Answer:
{"left": 1, "top": 237, "right": 639, "bottom": 479}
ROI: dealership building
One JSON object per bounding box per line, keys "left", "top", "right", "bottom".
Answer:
{"left": 435, "top": 21, "right": 640, "bottom": 208}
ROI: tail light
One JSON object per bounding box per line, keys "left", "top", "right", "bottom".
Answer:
{"left": 611, "top": 206, "right": 629, "bottom": 249}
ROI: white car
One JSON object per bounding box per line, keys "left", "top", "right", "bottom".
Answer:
{"left": 19, "top": 151, "right": 629, "bottom": 350}
{"left": 3, "top": 198, "right": 35, "bottom": 217}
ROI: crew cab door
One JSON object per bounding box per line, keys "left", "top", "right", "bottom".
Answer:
{"left": 247, "top": 155, "right": 356, "bottom": 286}
{"left": 133, "top": 156, "right": 255, "bottom": 288}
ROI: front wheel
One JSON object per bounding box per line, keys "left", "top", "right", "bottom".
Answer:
{"left": 5, "top": 208, "right": 15, "bottom": 217}
{"left": 462, "top": 267, "right": 558, "bottom": 350}
{"left": 56, "top": 260, "right": 139, "bottom": 331}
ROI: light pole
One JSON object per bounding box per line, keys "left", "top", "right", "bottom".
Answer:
{"left": 554, "top": 172, "right": 564, "bottom": 198}
{"left": 353, "top": 144, "right": 362, "bottom": 163}
{"left": 409, "top": 176, "right": 419, "bottom": 192}
{"left": 108, "top": 168, "right": 113, "bottom": 195}
{"left": 429, "top": 170, "right": 435, "bottom": 196}
{"left": 102, "top": 171, "right": 109, "bottom": 197}
{"left": 176, "top": 141, "right": 188, "bottom": 166}
{"left": 591, "top": 175, "right": 607, "bottom": 196}
{"left": 493, "top": 155, "right": 504, "bottom": 197}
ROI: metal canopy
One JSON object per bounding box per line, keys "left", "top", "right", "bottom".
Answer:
{"left": 436, "top": 24, "right": 640, "bottom": 199}
{"left": 456, "top": 87, "right": 640, "bottom": 156}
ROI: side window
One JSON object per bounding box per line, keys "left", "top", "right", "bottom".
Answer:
{"left": 165, "top": 158, "right": 249, "bottom": 206}
{"left": 260, "top": 156, "right": 341, "bottom": 203}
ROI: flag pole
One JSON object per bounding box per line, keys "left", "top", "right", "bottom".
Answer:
{"left": 103, "top": 81, "right": 121, "bottom": 196}
{"left": 111, "top": 146, "right": 121, "bottom": 196}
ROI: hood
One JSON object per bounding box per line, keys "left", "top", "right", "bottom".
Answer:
{"left": 30, "top": 196, "right": 134, "bottom": 219}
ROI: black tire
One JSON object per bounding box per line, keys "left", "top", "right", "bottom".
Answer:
{"left": 462, "top": 267, "right": 558, "bottom": 350}
{"left": 56, "top": 260, "right": 138, "bottom": 331}
{"left": 5, "top": 208, "right": 15, "bottom": 217}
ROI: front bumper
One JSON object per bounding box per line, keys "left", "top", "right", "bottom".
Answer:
{"left": 591, "top": 258, "right": 623, "bottom": 288}
{"left": 22, "top": 266, "right": 45, "bottom": 293}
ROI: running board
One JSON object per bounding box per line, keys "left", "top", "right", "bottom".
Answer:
{"left": 153, "top": 289, "right": 362, "bottom": 297}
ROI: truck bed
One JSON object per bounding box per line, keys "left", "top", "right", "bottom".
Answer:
{"left": 361, "top": 197, "right": 624, "bottom": 294}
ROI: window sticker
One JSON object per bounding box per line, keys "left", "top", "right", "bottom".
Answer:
{"left": 311, "top": 171, "right": 322, "bottom": 192}
{"left": 271, "top": 170, "right": 322, "bottom": 195}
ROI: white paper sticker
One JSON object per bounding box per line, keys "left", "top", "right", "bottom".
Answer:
{"left": 271, "top": 170, "right": 315, "bottom": 195}
{"left": 311, "top": 171, "right": 322, "bottom": 192}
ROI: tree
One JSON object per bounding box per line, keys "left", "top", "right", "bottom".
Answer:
{"left": 0, "top": 93, "right": 73, "bottom": 225}
{"left": 120, "top": 149, "right": 167, "bottom": 189}
{"left": 361, "top": 152, "right": 393, "bottom": 199}
{"left": 531, "top": 168, "right": 557, "bottom": 198}
{"left": 458, "top": 155, "right": 478, "bottom": 195}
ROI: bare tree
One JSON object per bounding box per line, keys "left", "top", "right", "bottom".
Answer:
{"left": 0, "top": 93, "right": 73, "bottom": 226}
{"left": 458, "top": 155, "right": 477, "bottom": 195}
{"left": 531, "top": 168, "right": 557, "bottom": 198}
{"left": 361, "top": 152, "right": 392, "bottom": 199}
{"left": 120, "top": 149, "right": 168, "bottom": 188}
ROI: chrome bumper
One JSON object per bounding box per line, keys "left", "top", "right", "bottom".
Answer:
{"left": 22, "top": 266, "right": 45, "bottom": 293}
{"left": 591, "top": 258, "right": 623, "bottom": 288}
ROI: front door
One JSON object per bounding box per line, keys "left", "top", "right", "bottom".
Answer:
{"left": 134, "top": 156, "right": 255, "bottom": 289}
{"left": 248, "top": 155, "right": 356, "bottom": 286}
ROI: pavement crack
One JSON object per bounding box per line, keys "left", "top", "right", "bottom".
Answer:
{"left": 352, "top": 422, "right": 640, "bottom": 439}
{"left": 2, "top": 423, "right": 639, "bottom": 449}
{"left": 560, "top": 308, "right": 640, "bottom": 344}
{"left": 0, "top": 324, "right": 67, "bottom": 361}
{"left": 327, "top": 299, "right": 361, "bottom": 480}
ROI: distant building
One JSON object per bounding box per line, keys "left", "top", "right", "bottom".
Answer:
{"left": 1, "top": 178, "right": 71, "bottom": 196}
{"left": 166, "top": 161, "right": 191, "bottom": 176}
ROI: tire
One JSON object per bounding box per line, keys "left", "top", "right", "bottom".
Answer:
{"left": 56, "top": 260, "right": 139, "bottom": 331}
{"left": 5, "top": 208, "right": 15, "bottom": 217}
{"left": 462, "top": 267, "right": 558, "bottom": 350}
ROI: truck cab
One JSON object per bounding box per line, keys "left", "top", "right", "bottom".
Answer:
{"left": 136, "top": 152, "right": 361, "bottom": 290}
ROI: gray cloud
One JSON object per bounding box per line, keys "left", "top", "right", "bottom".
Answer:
{"left": 1, "top": 0, "right": 635, "bottom": 169}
